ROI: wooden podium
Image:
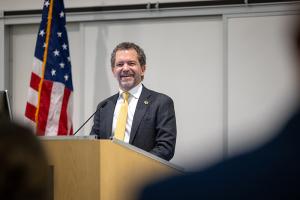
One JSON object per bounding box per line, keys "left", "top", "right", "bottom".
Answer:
{"left": 42, "top": 137, "right": 182, "bottom": 200}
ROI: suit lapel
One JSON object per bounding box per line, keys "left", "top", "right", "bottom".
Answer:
{"left": 103, "top": 94, "right": 119, "bottom": 137}
{"left": 129, "top": 86, "right": 152, "bottom": 143}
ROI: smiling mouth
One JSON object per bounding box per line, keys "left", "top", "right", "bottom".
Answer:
{"left": 120, "top": 74, "right": 133, "bottom": 79}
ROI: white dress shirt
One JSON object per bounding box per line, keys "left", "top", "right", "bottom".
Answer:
{"left": 112, "top": 83, "right": 143, "bottom": 143}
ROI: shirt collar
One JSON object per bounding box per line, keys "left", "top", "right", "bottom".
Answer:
{"left": 119, "top": 83, "right": 143, "bottom": 99}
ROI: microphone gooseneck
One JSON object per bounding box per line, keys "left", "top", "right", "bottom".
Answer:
{"left": 73, "top": 101, "right": 107, "bottom": 135}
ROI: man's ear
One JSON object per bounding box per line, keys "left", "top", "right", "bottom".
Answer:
{"left": 141, "top": 65, "right": 146, "bottom": 74}
{"left": 111, "top": 67, "right": 117, "bottom": 78}
{"left": 111, "top": 67, "right": 115, "bottom": 74}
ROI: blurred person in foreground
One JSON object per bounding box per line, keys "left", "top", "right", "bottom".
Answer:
{"left": 0, "top": 121, "right": 49, "bottom": 200}
{"left": 139, "top": 18, "right": 300, "bottom": 200}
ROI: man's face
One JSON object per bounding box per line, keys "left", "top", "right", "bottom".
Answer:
{"left": 112, "top": 49, "right": 145, "bottom": 91}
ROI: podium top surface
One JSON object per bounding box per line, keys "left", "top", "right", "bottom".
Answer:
{"left": 41, "top": 136, "right": 184, "bottom": 172}
{"left": 40, "top": 135, "right": 97, "bottom": 140}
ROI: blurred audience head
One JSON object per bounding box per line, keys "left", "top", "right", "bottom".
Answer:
{"left": 0, "top": 121, "right": 49, "bottom": 200}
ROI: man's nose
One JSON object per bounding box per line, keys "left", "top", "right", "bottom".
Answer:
{"left": 122, "top": 63, "right": 130, "bottom": 70}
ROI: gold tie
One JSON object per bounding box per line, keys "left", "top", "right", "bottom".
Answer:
{"left": 114, "top": 92, "right": 129, "bottom": 140}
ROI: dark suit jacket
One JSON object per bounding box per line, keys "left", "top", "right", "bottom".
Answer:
{"left": 90, "top": 86, "right": 177, "bottom": 161}
{"left": 139, "top": 108, "right": 300, "bottom": 199}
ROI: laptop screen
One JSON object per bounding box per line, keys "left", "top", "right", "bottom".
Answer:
{"left": 0, "top": 90, "right": 12, "bottom": 121}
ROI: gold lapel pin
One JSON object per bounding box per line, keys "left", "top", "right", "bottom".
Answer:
{"left": 144, "top": 100, "right": 149, "bottom": 105}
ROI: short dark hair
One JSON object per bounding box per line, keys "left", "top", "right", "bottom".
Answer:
{"left": 110, "top": 42, "right": 146, "bottom": 68}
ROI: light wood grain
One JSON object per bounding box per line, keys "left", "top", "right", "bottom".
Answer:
{"left": 42, "top": 139, "right": 181, "bottom": 200}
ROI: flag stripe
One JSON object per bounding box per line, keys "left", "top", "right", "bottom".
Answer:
{"left": 70, "top": 125, "right": 73, "bottom": 135}
{"left": 27, "top": 87, "right": 39, "bottom": 106}
{"left": 30, "top": 72, "right": 41, "bottom": 91}
{"left": 37, "top": 80, "right": 53, "bottom": 135}
{"left": 58, "top": 87, "right": 71, "bottom": 135}
{"left": 32, "top": 57, "right": 43, "bottom": 77}
{"left": 45, "top": 82, "right": 64, "bottom": 135}
{"left": 67, "top": 93, "right": 73, "bottom": 134}
{"left": 25, "top": 102, "right": 37, "bottom": 121}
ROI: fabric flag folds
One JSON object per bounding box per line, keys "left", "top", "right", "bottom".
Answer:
{"left": 25, "top": 0, "right": 73, "bottom": 136}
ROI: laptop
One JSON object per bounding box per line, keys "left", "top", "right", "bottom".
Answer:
{"left": 0, "top": 90, "right": 12, "bottom": 121}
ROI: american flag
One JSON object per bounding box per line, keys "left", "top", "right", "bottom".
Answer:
{"left": 25, "top": 0, "right": 73, "bottom": 136}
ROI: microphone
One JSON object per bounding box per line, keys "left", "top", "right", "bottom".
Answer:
{"left": 73, "top": 101, "right": 108, "bottom": 136}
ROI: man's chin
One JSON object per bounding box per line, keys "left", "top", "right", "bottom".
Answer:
{"left": 120, "top": 82, "right": 135, "bottom": 91}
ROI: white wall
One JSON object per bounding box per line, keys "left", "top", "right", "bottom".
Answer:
{"left": 0, "top": 0, "right": 214, "bottom": 11}
{"left": 4, "top": 3, "right": 300, "bottom": 171}
{"left": 227, "top": 14, "right": 299, "bottom": 157}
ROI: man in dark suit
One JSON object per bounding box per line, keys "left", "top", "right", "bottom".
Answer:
{"left": 90, "top": 42, "right": 176, "bottom": 161}
{"left": 138, "top": 16, "right": 300, "bottom": 200}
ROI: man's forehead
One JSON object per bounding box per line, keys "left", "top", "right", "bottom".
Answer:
{"left": 115, "top": 49, "right": 138, "bottom": 59}
{"left": 116, "top": 48, "right": 137, "bottom": 53}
